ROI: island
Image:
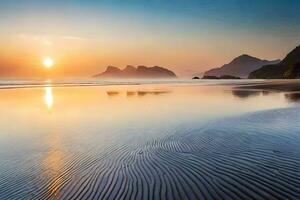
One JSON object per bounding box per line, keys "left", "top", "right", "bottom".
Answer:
{"left": 93, "top": 65, "right": 177, "bottom": 79}
{"left": 203, "top": 54, "right": 280, "bottom": 78}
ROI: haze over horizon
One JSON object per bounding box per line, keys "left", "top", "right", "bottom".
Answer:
{"left": 0, "top": 0, "right": 300, "bottom": 78}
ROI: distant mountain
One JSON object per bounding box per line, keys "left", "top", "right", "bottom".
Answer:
{"left": 202, "top": 75, "right": 241, "bottom": 79}
{"left": 249, "top": 45, "right": 300, "bottom": 79}
{"left": 94, "top": 65, "right": 177, "bottom": 79}
{"left": 203, "top": 54, "right": 280, "bottom": 78}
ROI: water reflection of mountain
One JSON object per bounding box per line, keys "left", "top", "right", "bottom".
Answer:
{"left": 126, "top": 91, "right": 136, "bottom": 97}
{"left": 232, "top": 89, "right": 300, "bottom": 103}
{"left": 106, "top": 90, "right": 170, "bottom": 97}
{"left": 136, "top": 91, "right": 170, "bottom": 96}
{"left": 285, "top": 93, "right": 300, "bottom": 102}
{"left": 231, "top": 90, "right": 261, "bottom": 99}
{"left": 106, "top": 91, "right": 120, "bottom": 96}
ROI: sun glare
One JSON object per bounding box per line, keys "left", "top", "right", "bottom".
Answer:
{"left": 43, "top": 57, "right": 54, "bottom": 68}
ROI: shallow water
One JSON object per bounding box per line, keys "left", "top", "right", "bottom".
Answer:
{"left": 0, "top": 81, "right": 299, "bottom": 199}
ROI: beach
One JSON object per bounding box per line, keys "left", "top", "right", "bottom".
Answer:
{"left": 0, "top": 80, "right": 300, "bottom": 199}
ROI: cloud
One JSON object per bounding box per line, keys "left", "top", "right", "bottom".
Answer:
{"left": 60, "top": 36, "right": 88, "bottom": 41}
{"left": 15, "top": 33, "right": 89, "bottom": 46}
{"left": 16, "top": 33, "right": 53, "bottom": 46}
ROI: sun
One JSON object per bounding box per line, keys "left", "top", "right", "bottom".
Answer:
{"left": 43, "top": 57, "right": 54, "bottom": 68}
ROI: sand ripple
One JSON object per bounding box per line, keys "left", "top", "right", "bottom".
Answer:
{"left": 1, "top": 108, "right": 300, "bottom": 199}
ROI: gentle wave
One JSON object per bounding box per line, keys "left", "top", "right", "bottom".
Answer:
{"left": 0, "top": 79, "right": 263, "bottom": 89}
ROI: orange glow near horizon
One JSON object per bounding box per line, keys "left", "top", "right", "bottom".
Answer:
{"left": 0, "top": 31, "right": 292, "bottom": 78}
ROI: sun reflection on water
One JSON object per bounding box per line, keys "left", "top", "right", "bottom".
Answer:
{"left": 44, "top": 87, "right": 53, "bottom": 110}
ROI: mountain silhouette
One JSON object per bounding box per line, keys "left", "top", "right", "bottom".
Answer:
{"left": 249, "top": 45, "right": 300, "bottom": 79}
{"left": 94, "top": 65, "right": 177, "bottom": 79}
{"left": 204, "top": 54, "right": 280, "bottom": 78}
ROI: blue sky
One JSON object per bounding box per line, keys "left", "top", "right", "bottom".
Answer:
{"left": 0, "top": 0, "right": 299, "bottom": 77}
{"left": 1, "top": 0, "right": 299, "bottom": 40}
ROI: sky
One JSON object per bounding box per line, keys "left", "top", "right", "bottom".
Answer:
{"left": 0, "top": 0, "right": 299, "bottom": 78}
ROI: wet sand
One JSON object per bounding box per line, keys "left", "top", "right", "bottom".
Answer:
{"left": 0, "top": 81, "right": 300, "bottom": 199}
{"left": 235, "top": 80, "right": 300, "bottom": 91}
